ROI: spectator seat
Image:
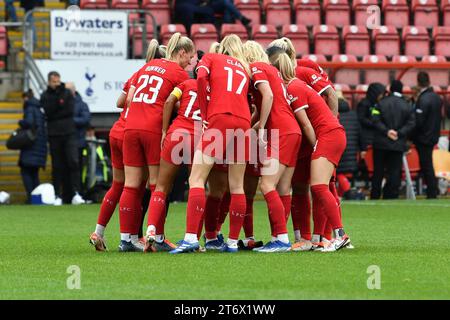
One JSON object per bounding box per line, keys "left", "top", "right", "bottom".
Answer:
{"left": 263, "top": 0, "right": 291, "bottom": 27}
{"left": 343, "top": 25, "right": 370, "bottom": 57}
{"left": 313, "top": 25, "right": 340, "bottom": 56}
{"left": 191, "top": 24, "right": 219, "bottom": 53}
{"left": 323, "top": 0, "right": 350, "bottom": 27}
{"left": 373, "top": 26, "right": 400, "bottom": 57}
{"left": 382, "top": 0, "right": 409, "bottom": 29}
{"left": 433, "top": 27, "right": 450, "bottom": 57}
{"left": 79, "top": 0, "right": 109, "bottom": 9}
{"left": 403, "top": 26, "right": 430, "bottom": 57}
{"left": 282, "top": 24, "right": 309, "bottom": 56}
{"left": 142, "top": 0, "right": 171, "bottom": 26}
{"left": 161, "top": 24, "right": 187, "bottom": 44}
{"left": 236, "top": 0, "right": 261, "bottom": 25}
{"left": 221, "top": 23, "right": 249, "bottom": 40}
{"left": 293, "top": 0, "right": 321, "bottom": 27}
{"left": 412, "top": 0, "right": 439, "bottom": 28}
{"left": 332, "top": 54, "right": 360, "bottom": 86}
{"left": 362, "top": 55, "right": 390, "bottom": 84}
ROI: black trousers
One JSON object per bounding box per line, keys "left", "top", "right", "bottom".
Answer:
{"left": 416, "top": 143, "right": 438, "bottom": 199}
{"left": 370, "top": 148, "right": 403, "bottom": 199}
{"left": 48, "top": 134, "right": 80, "bottom": 199}
{"left": 20, "top": 166, "right": 40, "bottom": 203}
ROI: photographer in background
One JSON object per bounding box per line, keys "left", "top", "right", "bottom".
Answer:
{"left": 18, "top": 90, "right": 47, "bottom": 203}
{"left": 40, "top": 71, "right": 85, "bottom": 205}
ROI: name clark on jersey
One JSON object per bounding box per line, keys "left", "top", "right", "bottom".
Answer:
{"left": 145, "top": 65, "right": 166, "bottom": 75}
{"left": 227, "top": 59, "right": 244, "bottom": 70}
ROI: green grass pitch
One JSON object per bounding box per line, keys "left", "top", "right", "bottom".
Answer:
{"left": 1, "top": 200, "right": 449, "bottom": 300}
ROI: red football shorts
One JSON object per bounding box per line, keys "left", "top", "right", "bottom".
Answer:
{"left": 198, "top": 114, "right": 251, "bottom": 163}
{"left": 109, "top": 136, "right": 124, "bottom": 170}
{"left": 311, "top": 128, "right": 347, "bottom": 166}
{"left": 266, "top": 133, "right": 301, "bottom": 168}
{"left": 123, "top": 129, "right": 161, "bottom": 167}
{"left": 161, "top": 129, "right": 200, "bottom": 166}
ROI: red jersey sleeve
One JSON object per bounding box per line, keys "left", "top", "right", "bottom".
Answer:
{"left": 196, "top": 53, "right": 214, "bottom": 75}
{"left": 296, "top": 67, "right": 332, "bottom": 95}
{"left": 288, "top": 80, "right": 310, "bottom": 114}
{"left": 250, "top": 63, "right": 269, "bottom": 89}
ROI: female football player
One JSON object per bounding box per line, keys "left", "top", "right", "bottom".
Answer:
{"left": 171, "top": 34, "right": 252, "bottom": 253}
{"left": 117, "top": 33, "right": 195, "bottom": 252}
{"left": 89, "top": 40, "right": 165, "bottom": 251}
{"left": 271, "top": 50, "right": 351, "bottom": 252}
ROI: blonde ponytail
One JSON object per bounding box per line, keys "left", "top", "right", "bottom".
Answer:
{"left": 145, "top": 39, "right": 166, "bottom": 62}
{"left": 218, "top": 34, "right": 250, "bottom": 75}
{"left": 209, "top": 42, "right": 220, "bottom": 53}
{"left": 243, "top": 41, "right": 270, "bottom": 64}
{"left": 166, "top": 32, "right": 194, "bottom": 61}
{"left": 267, "top": 37, "right": 297, "bottom": 66}
{"left": 271, "top": 52, "right": 296, "bottom": 82}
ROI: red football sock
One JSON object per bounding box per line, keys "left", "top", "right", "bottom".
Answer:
{"left": 216, "top": 192, "right": 230, "bottom": 232}
{"left": 243, "top": 197, "right": 254, "bottom": 238}
{"left": 147, "top": 191, "right": 167, "bottom": 235}
{"left": 228, "top": 193, "right": 246, "bottom": 240}
{"left": 119, "top": 186, "right": 139, "bottom": 234}
{"left": 291, "top": 193, "right": 312, "bottom": 240}
{"left": 97, "top": 181, "right": 124, "bottom": 227}
{"left": 337, "top": 174, "right": 351, "bottom": 197}
{"left": 324, "top": 221, "right": 333, "bottom": 240}
{"left": 280, "top": 195, "right": 292, "bottom": 224}
{"left": 186, "top": 187, "right": 206, "bottom": 235}
{"left": 264, "top": 190, "right": 288, "bottom": 236}
{"left": 204, "top": 196, "right": 222, "bottom": 239}
{"left": 311, "top": 184, "right": 343, "bottom": 234}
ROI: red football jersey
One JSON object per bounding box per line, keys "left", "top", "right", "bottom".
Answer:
{"left": 167, "top": 79, "right": 201, "bottom": 135}
{"left": 250, "top": 62, "right": 300, "bottom": 136}
{"left": 297, "top": 58, "right": 331, "bottom": 82}
{"left": 196, "top": 53, "right": 251, "bottom": 122}
{"left": 295, "top": 66, "right": 333, "bottom": 95}
{"left": 109, "top": 72, "right": 137, "bottom": 140}
{"left": 125, "top": 59, "right": 189, "bottom": 133}
{"left": 287, "top": 78, "right": 342, "bottom": 136}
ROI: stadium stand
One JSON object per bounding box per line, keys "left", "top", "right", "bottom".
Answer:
{"left": 352, "top": 0, "right": 378, "bottom": 26}
{"left": 382, "top": 0, "right": 410, "bottom": 29}
{"left": 334, "top": 83, "right": 353, "bottom": 107}
{"left": 302, "top": 54, "right": 328, "bottom": 63}
{"left": 263, "top": 0, "right": 291, "bottom": 27}
{"left": 293, "top": 0, "right": 321, "bottom": 27}
{"left": 281, "top": 24, "right": 309, "bottom": 56}
{"left": 221, "top": 23, "right": 249, "bottom": 40}
{"left": 433, "top": 27, "right": 450, "bottom": 57}
{"left": 403, "top": 26, "right": 430, "bottom": 57}
{"left": 333, "top": 54, "right": 360, "bottom": 86}
{"left": 142, "top": 0, "right": 171, "bottom": 26}
{"left": 236, "top": 0, "right": 262, "bottom": 25}
{"left": 251, "top": 24, "right": 278, "bottom": 48}
{"left": 79, "top": 0, "right": 109, "bottom": 9}
{"left": 422, "top": 55, "right": 449, "bottom": 87}
{"left": 343, "top": 25, "right": 370, "bottom": 57}
{"left": 161, "top": 24, "right": 187, "bottom": 44}
{"left": 393, "top": 55, "right": 418, "bottom": 86}
{"left": 323, "top": 0, "right": 351, "bottom": 27}
{"left": 362, "top": 55, "right": 390, "bottom": 84}
{"left": 111, "top": 0, "right": 139, "bottom": 9}
{"left": 191, "top": 24, "right": 219, "bottom": 53}
{"left": 373, "top": 26, "right": 400, "bottom": 57}
{"left": 313, "top": 25, "right": 340, "bottom": 56}
{"left": 131, "top": 24, "right": 154, "bottom": 58}
{"left": 411, "top": 0, "right": 439, "bottom": 28}
{"left": 443, "top": 0, "right": 450, "bottom": 26}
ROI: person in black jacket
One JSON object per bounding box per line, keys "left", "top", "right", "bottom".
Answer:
{"left": 370, "top": 80, "right": 416, "bottom": 199}
{"left": 413, "top": 72, "right": 443, "bottom": 199}
{"left": 336, "top": 97, "right": 366, "bottom": 198}
{"left": 356, "top": 82, "right": 386, "bottom": 147}
{"left": 66, "top": 82, "right": 91, "bottom": 151}
{"left": 18, "top": 90, "right": 47, "bottom": 203}
{"left": 40, "top": 71, "right": 85, "bottom": 205}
